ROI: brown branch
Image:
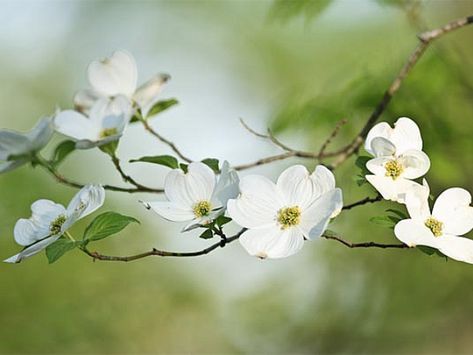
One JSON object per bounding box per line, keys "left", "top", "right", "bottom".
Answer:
{"left": 328, "top": 15, "right": 473, "bottom": 169}
{"left": 321, "top": 232, "right": 409, "bottom": 249}
{"left": 110, "top": 155, "right": 160, "bottom": 192}
{"left": 318, "top": 119, "right": 347, "bottom": 161}
{"left": 342, "top": 194, "right": 383, "bottom": 211}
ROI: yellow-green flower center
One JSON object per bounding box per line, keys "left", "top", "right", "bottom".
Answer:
{"left": 50, "top": 215, "right": 66, "bottom": 235}
{"left": 425, "top": 217, "right": 443, "bottom": 237}
{"left": 193, "top": 201, "right": 212, "bottom": 218}
{"left": 99, "top": 128, "right": 118, "bottom": 139}
{"left": 385, "top": 159, "right": 404, "bottom": 180}
{"left": 277, "top": 206, "right": 301, "bottom": 229}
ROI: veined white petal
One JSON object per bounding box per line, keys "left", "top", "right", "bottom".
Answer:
{"left": 366, "top": 175, "right": 420, "bottom": 204}
{"left": 390, "top": 117, "right": 423, "bottom": 154}
{"left": 87, "top": 50, "right": 137, "bottom": 97}
{"left": 366, "top": 156, "right": 390, "bottom": 176}
{"left": 277, "top": 165, "right": 314, "bottom": 208}
{"left": 371, "top": 137, "right": 396, "bottom": 158}
{"left": 212, "top": 161, "right": 239, "bottom": 208}
{"left": 432, "top": 188, "right": 473, "bottom": 236}
{"left": 300, "top": 188, "right": 343, "bottom": 240}
{"left": 54, "top": 110, "right": 98, "bottom": 141}
{"left": 405, "top": 179, "right": 431, "bottom": 221}
{"left": 394, "top": 219, "right": 437, "bottom": 248}
{"left": 89, "top": 96, "right": 133, "bottom": 126}
{"left": 0, "top": 130, "right": 31, "bottom": 160}
{"left": 239, "top": 225, "right": 304, "bottom": 259}
{"left": 436, "top": 235, "right": 473, "bottom": 264}
{"left": 13, "top": 219, "right": 47, "bottom": 246}
{"left": 147, "top": 201, "right": 195, "bottom": 222}
{"left": 398, "top": 149, "right": 430, "bottom": 179}
{"left": 64, "top": 184, "right": 105, "bottom": 229}
{"left": 227, "top": 196, "right": 278, "bottom": 229}
{"left": 133, "top": 74, "right": 169, "bottom": 117}
{"left": 311, "top": 165, "right": 336, "bottom": 196}
{"left": 3, "top": 235, "right": 60, "bottom": 264}
{"left": 365, "top": 122, "right": 392, "bottom": 156}
{"left": 30, "top": 199, "right": 67, "bottom": 235}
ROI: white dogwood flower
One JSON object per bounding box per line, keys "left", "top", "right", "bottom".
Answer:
{"left": 394, "top": 181, "right": 473, "bottom": 264}
{"left": 74, "top": 50, "right": 169, "bottom": 117}
{"left": 4, "top": 185, "right": 105, "bottom": 263}
{"left": 364, "top": 117, "right": 430, "bottom": 203}
{"left": 54, "top": 96, "right": 132, "bottom": 149}
{"left": 227, "top": 165, "right": 343, "bottom": 259}
{"left": 145, "top": 161, "right": 239, "bottom": 231}
{"left": 0, "top": 118, "right": 53, "bottom": 173}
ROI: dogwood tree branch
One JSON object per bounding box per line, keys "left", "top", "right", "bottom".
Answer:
{"left": 328, "top": 14, "right": 473, "bottom": 169}
{"left": 342, "top": 194, "right": 383, "bottom": 211}
{"left": 321, "top": 232, "right": 409, "bottom": 249}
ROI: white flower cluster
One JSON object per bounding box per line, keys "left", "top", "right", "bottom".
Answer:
{"left": 364, "top": 117, "right": 473, "bottom": 263}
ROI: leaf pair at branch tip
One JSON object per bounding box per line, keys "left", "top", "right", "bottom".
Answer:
{"left": 129, "top": 98, "right": 179, "bottom": 123}
{"left": 130, "top": 155, "right": 220, "bottom": 173}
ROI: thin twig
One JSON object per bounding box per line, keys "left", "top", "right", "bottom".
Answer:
{"left": 322, "top": 233, "right": 409, "bottom": 249}
{"left": 342, "top": 194, "right": 383, "bottom": 211}
{"left": 318, "top": 119, "right": 348, "bottom": 162}
{"left": 239, "top": 118, "right": 297, "bottom": 151}
{"left": 329, "top": 15, "right": 473, "bottom": 169}
{"left": 110, "top": 155, "right": 157, "bottom": 191}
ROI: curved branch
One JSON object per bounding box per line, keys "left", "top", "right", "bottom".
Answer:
{"left": 342, "top": 194, "right": 383, "bottom": 211}
{"left": 321, "top": 232, "right": 409, "bottom": 249}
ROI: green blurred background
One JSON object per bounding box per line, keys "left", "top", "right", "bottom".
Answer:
{"left": 1, "top": 0, "right": 473, "bottom": 353}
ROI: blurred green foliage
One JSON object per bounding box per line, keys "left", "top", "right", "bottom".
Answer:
{"left": 1, "top": 0, "right": 473, "bottom": 353}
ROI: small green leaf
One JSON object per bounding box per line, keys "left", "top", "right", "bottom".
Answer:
{"left": 355, "top": 155, "right": 371, "bottom": 171}
{"left": 386, "top": 209, "right": 409, "bottom": 220}
{"left": 354, "top": 174, "right": 367, "bottom": 187}
{"left": 201, "top": 158, "right": 219, "bottom": 172}
{"left": 417, "top": 245, "right": 448, "bottom": 259}
{"left": 146, "top": 98, "right": 179, "bottom": 118}
{"left": 45, "top": 237, "right": 80, "bottom": 264}
{"left": 180, "top": 163, "right": 188, "bottom": 173}
{"left": 99, "top": 141, "right": 118, "bottom": 156}
{"left": 369, "top": 215, "right": 399, "bottom": 229}
{"left": 129, "top": 155, "right": 179, "bottom": 169}
{"left": 215, "top": 215, "right": 232, "bottom": 227}
{"left": 83, "top": 212, "right": 140, "bottom": 242}
{"left": 199, "top": 229, "right": 214, "bottom": 239}
{"left": 52, "top": 140, "right": 75, "bottom": 166}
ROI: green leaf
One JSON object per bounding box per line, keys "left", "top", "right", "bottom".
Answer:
{"left": 201, "top": 158, "right": 219, "bottom": 172}
{"left": 99, "top": 141, "right": 118, "bottom": 156}
{"left": 385, "top": 209, "right": 409, "bottom": 220}
{"left": 129, "top": 155, "right": 179, "bottom": 169}
{"left": 51, "top": 140, "right": 75, "bottom": 166}
{"left": 215, "top": 215, "right": 232, "bottom": 227}
{"left": 45, "top": 237, "right": 80, "bottom": 264}
{"left": 417, "top": 245, "right": 448, "bottom": 259}
{"left": 355, "top": 155, "right": 371, "bottom": 172}
{"left": 180, "top": 163, "right": 188, "bottom": 173}
{"left": 354, "top": 173, "right": 367, "bottom": 187}
{"left": 146, "top": 98, "right": 179, "bottom": 118}
{"left": 83, "top": 212, "right": 140, "bottom": 242}
{"left": 369, "top": 215, "right": 399, "bottom": 229}
{"left": 199, "top": 229, "right": 214, "bottom": 239}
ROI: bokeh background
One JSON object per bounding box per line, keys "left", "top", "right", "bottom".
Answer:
{"left": 1, "top": 0, "right": 473, "bottom": 353}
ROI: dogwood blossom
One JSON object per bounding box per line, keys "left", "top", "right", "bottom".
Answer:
{"left": 394, "top": 180, "right": 473, "bottom": 264}
{"left": 227, "top": 165, "right": 343, "bottom": 259}
{"left": 54, "top": 96, "right": 132, "bottom": 149}
{"left": 145, "top": 161, "right": 239, "bottom": 231}
{"left": 0, "top": 118, "right": 53, "bottom": 173}
{"left": 364, "top": 117, "right": 430, "bottom": 203}
{"left": 74, "top": 50, "right": 169, "bottom": 118}
{"left": 4, "top": 185, "right": 105, "bottom": 263}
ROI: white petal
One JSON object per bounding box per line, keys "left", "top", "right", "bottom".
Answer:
{"left": 366, "top": 156, "right": 390, "bottom": 176}
{"left": 371, "top": 137, "right": 396, "bottom": 158}
{"left": 3, "top": 235, "right": 60, "bottom": 264}
{"left": 30, "top": 199, "right": 66, "bottom": 236}
{"left": 13, "top": 219, "right": 46, "bottom": 246}
{"left": 398, "top": 149, "right": 430, "bottom": 179}
{"left": 0, "top": 130, "right": 30, "bottom": 160}
{"left": 436, "top": 235, "right": 473, "bottom": 264}
{"left": 277, "top": 165, "right": 314, "bottom": 208}
{"left": 227, "top": 175, "right": 283, "bottom": 228}
{"left": 27, "top": 117, "right": 54, "bottom": 152}
{"left": 212, "top": 161, "right": 239, "bottom": 208}
{"left": 365, "top": 122, "right": 392, "bottom": 156}
{"left": 404, "top": 179, "right": 431, "bottom": 220}
{"left": 147, "top": 201, "right": 195, "bottom": 222}
{"left": 133, "top": 74, "right": 169, "bottom": 117}
{"left": 239, "top": 225, "right": 304, "bottom": 259}
{"left": 300, "top": 188, "right": 343, "bottom": 240}
{"left": 73, "top": 89, "right": 102, "bottom": 114}
{"left": 54, "top": 110, "right": 98, "bottom": 141}
{"left": 165, "top": 162, "right": 216, "bottom": 207}
{"left": 394, "top": 219, "right": 437, "bottom": 248}
{"left": 65, "top": 184, "right": 105, "bottom": 229}
{"left": 87, "top": 50, "right": 137, "bottom": 97}
{"left": 390, "top": 117, "right": 423, "bottom": 154}
{"left": 366, "top": 175, "right": 421, "bottom": 204}
{"left": 310, "top": 165, "right": 336, "bottom": 196}
{"left": 89, "top": 95, "right": 133, "bottom": 126}
{"left": 432, "top": 188, "right": 473, "bottom": 236}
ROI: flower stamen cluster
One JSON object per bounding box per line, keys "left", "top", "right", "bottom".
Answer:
{"left": 49, "top": 215, "right": 66, "bottom": 235}
{"left": 384, "top": 160, "right": 403, "bottom": 180}
{"left": 99, "top": 128, "right": 118, "bottom": 139}
{"left": 424, "top": 217, "right": 443, "bottom": 237}
{"left": 277, "top": 206, "right": 301, "bottom": 229}
{"left": 193, "top": 200, "right": 212, "bottom": 218}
